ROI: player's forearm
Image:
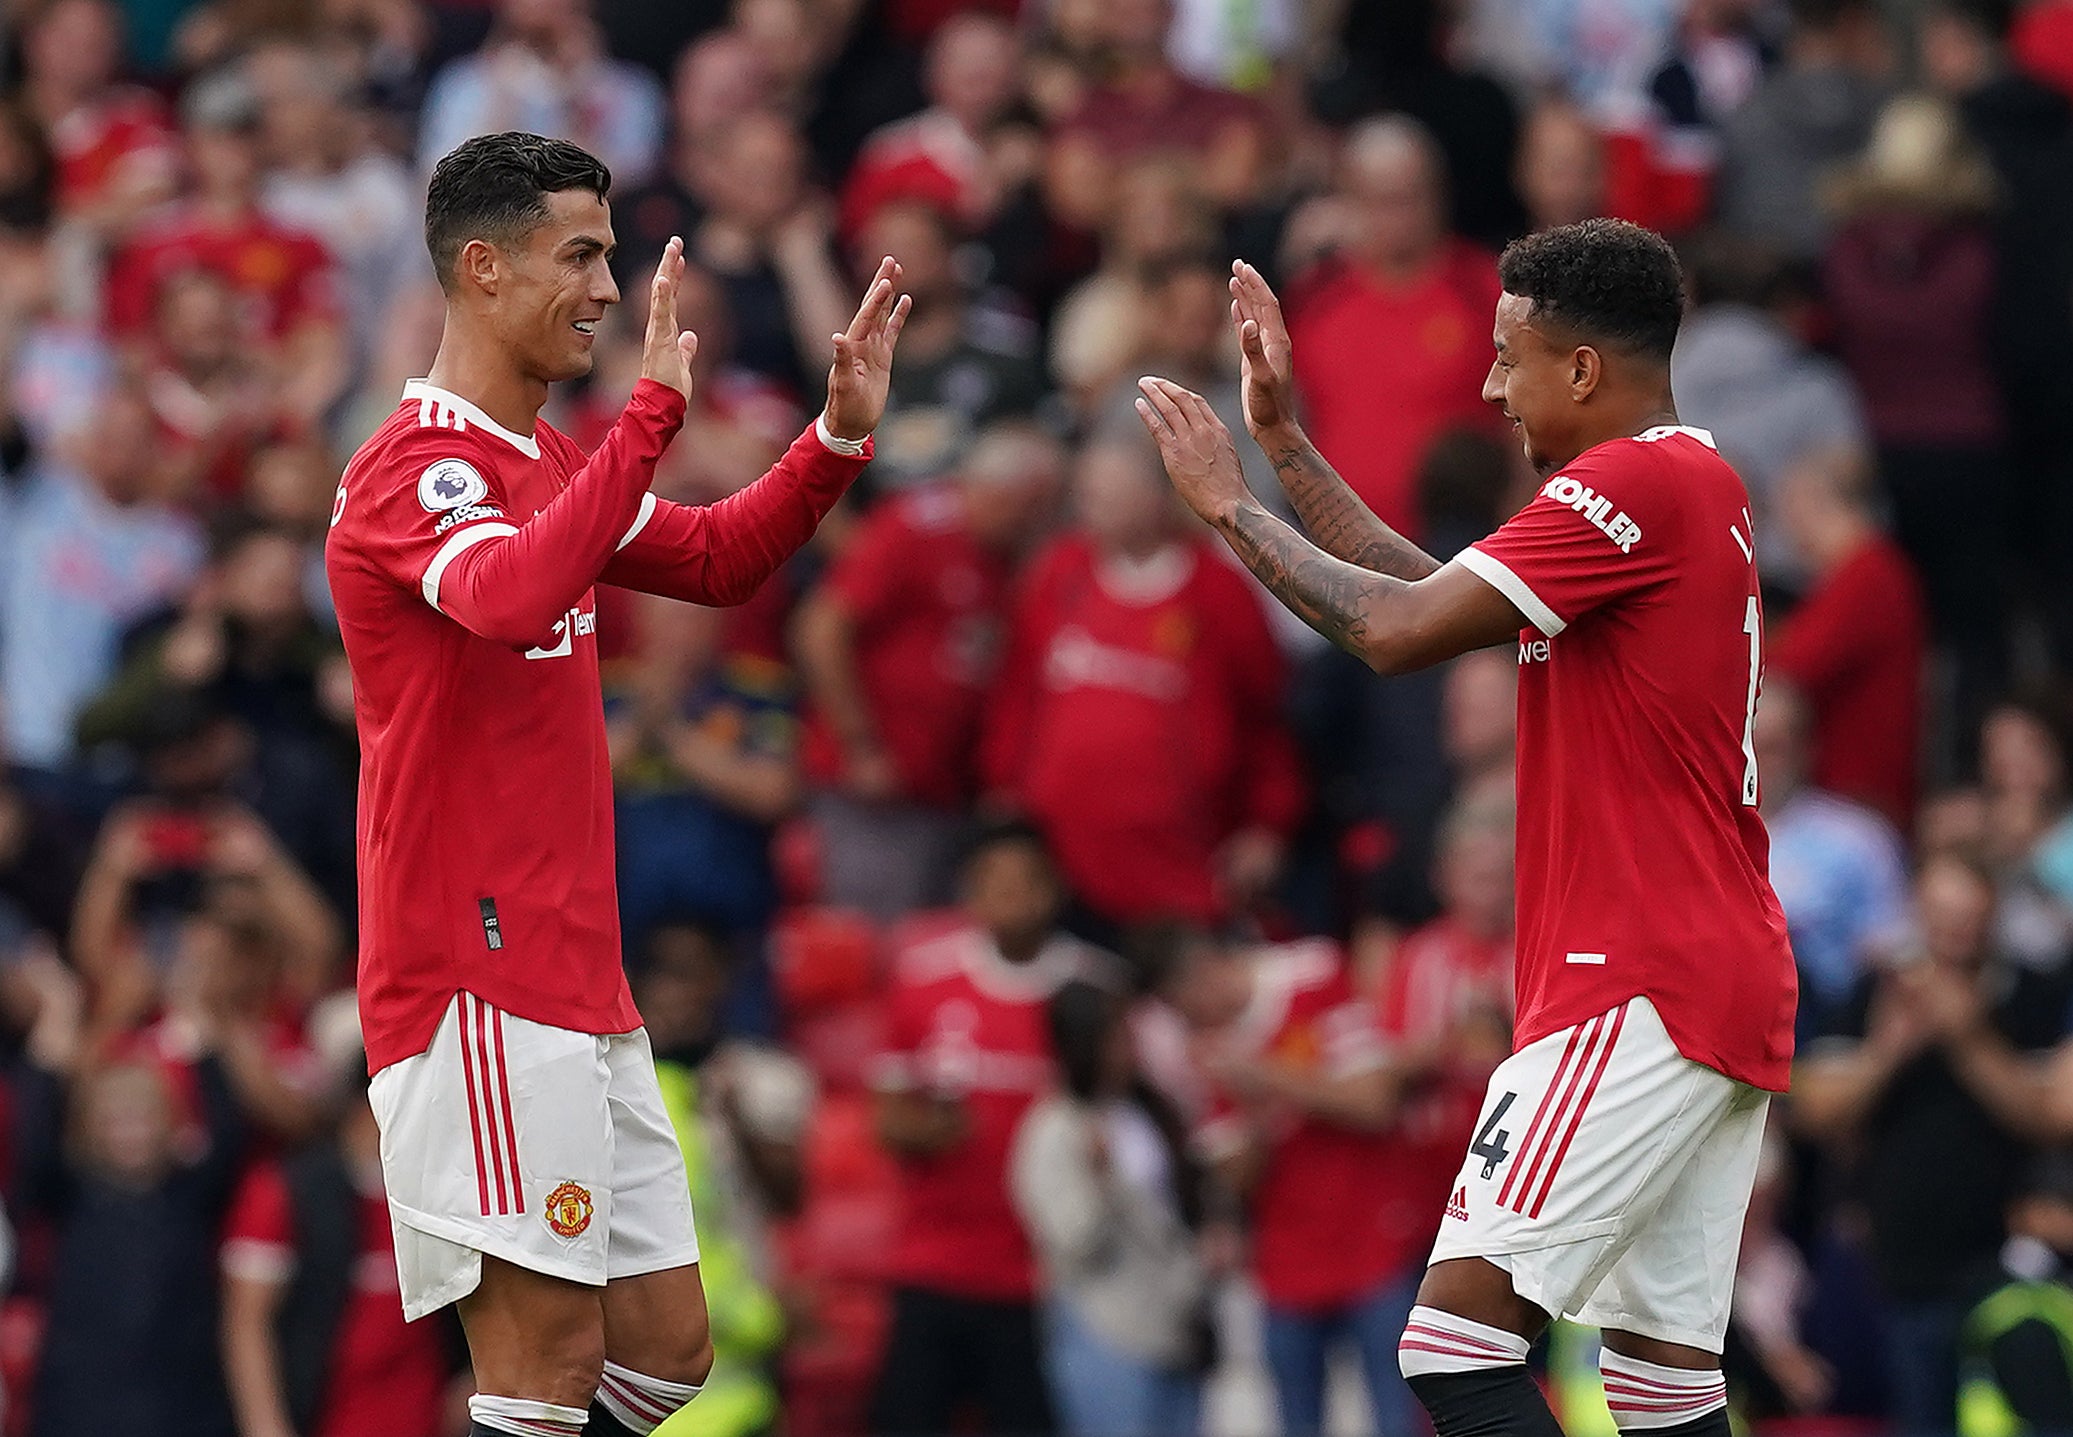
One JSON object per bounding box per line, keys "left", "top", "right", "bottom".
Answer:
{"left": 440, "top": 380, "right": 686, "bottom": 645}
{"left": 221, "top": 1282, "right": 296, "bottom": 1437}
{"left": 1215, "top": 500, "right": 1442, "bottom": 674}
{"left": 602, "top": 424, "right": 869, "bottom": 606}
{"left": 1252, "top": 422, "right": 1441, "bottom": 580}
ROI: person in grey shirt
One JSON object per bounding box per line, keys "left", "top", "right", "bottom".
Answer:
{"left": 1013, "top": 980, "right": 1215, "bottom": 1437}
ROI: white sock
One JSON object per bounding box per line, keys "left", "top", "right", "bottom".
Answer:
{"left": 469, "top": 1393, "right": 589, "bottom": 1436}
{"left": 1598, "top": 1349, "right": 1728, "bottom": 1430}
{"left": 1399, "top": 1304, "right": 1533, "bottom": 1378}
{"left": 595, "top": 1359, "right": 704, "bottom": 1435}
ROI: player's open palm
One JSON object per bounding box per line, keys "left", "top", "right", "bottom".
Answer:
{"left": 823, "top": 256, "right": 912, "bottom": 442}
{"left": 641, "top": 236, "right": 700, "bottom": 401}
{"left": 1135, "top": 376, "right": 1250, "bottom": 524}
{"left": 1231, "top": 259, "right": 1298, "bottom": 436}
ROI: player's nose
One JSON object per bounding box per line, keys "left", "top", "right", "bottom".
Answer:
{"left": 593, "top": 266, "right": 620, "bottom": 305}
{"left": 1480, "top": 362, "right": 1505, "bottom": 405}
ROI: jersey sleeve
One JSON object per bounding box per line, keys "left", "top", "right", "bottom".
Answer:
{"left": 1453, "top": 441, "right": 1680, "bottom": 636}
{"left": 598, "top": 421, "right": 871, "bottom": 607}
{"left": 220, "top": 1161, "right": 296, "bottom": 1284}
{"left": 346, "top": 379, "right": 685, "bottom": 648}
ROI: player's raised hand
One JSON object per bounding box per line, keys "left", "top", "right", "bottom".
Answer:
{"left": 1231, "top": 259, "right": 1298, "bottom": 437}
{"left": 641, "top": 236, "right": 700, "bottom": 401}
{"left": 1135, "top": 376, "right": 1251, "bottom": 525}
{"left": 823, "top": 256, "right": 912, "bottom": 442}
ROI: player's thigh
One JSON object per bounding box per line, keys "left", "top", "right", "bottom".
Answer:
{"left": 369, "top": 994, "right": 615, "bottom": 1318}
{"left": 1575, "top": 1084, "right": 1771, "bottom": 1355}
{"left": 598, "top": 1028, "right": 708, "bottom": 1376}
{"left": 1430, "top": 997, "right": 1740, "bottom": 1327}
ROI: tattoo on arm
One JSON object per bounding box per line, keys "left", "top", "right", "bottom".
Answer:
{"left": 1264, "top": 434, "right": 1441, "bottom": 580}
{"left": 1221, "top": 502, "right": 1414, "bottom": 660}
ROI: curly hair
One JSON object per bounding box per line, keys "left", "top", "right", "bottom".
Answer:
{"left": 424, "top": 132, "right": 612, "bottom": 293}
{"left": 1497, "top": 218, "right": 1685, "bottom": 362}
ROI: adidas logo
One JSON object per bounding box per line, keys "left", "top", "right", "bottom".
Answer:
{"left": 1445, "top": 1186, "right": 1469, "bottom": 1222}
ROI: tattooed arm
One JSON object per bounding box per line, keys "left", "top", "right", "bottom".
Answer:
{"left": 1227, "top": 259, "right": 1441, "bottom": 581}
{"left": 1136, "top": 379, "right": 1519, "bottom": 674}
{"left": 1255, "top": 424, "right": 1441, "bottom": 580}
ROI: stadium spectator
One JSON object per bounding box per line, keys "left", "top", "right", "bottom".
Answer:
{"left": 17, "top": 0, "right": 177, "bottom": 233}
{"left": 631, "top": 923, "right": 809, "bottom": 1436}
{"left": 1669, "top": 235, "right": 1873, "bottom": 587}
{"left": 1154, "top": 929, "right": 1415, "bottom": 1437}
{"left": 1768, "top": 449, "right": 1929, "bottom": 824}
{"left": 13, "top": 945, "right": 245, "bottom": 1437}
{"left": 982, "top": 434, "right": 1303, "bottom": 931}
{"left": 1455, "top": 0, "right": 1684, "bottom": 116}
{"left": 866, "top": 820, "right": 1116, "bottom": 1437}
{"left": 250, "top": 38, "right": 419, "bottom": 374}
{"left": 1012, "top": 978, "right": 1215, "bottom": 1437}
{"left": 853, "top": 199, "right": 1045, "bottom": 492}
{"left": 1713, "top": 0, "right": 1890, "bottom": 260}
{"left": 105, "top": 65, "right": 347, "bottom": 431}
{"left": 1754, "top": 680, "right": 1911, "bottom": 1036}
{"left": 796, "top": 421, "right": 1063, "bottom": 919}
{"left": 138, "top": 267, "right": 278, "bottom": 505}
{"left": 0, "top": 383, "right": 203, "bottom": 775}
{"left": 1514, "top": 98, "right": 1609, "bottom": 236}
{"left": 0, "top": 758, "right": 89, "bottom": 944}
{"left": 1281, "top": 115, "right": 1501, "bottom": 539}
{"left": 1042, "top": 0, "right": 1268, "bottom": 233}
{"left": 219, "top": 1053, "right": 458, "bottom": 1437}
{"left": 1796, "top": 851, "right": 2067, "bottom": 1435}
{"left": 413, "top": 0, "right": 664, "bottom": 185}
{"left": 1977, "top": 696, "right": 2073, "bottom": 973}
{"left": 1823, "top": 94, "right": 2009, "bottom": 730}
{"left": 1048, "top": 160, "right": 1216, "bottom": 409}
{"left": 683, "top": 108, "right": 852, "bottom": 401}
{"left": 1920, "top": 0, "right": 2073, "bottom": 673}
{"left": 841, "top": 14, "right": 1031, "bottom": 241}
{"left": 1949, "top": 1151, "right": 2073, "bottom": 1437}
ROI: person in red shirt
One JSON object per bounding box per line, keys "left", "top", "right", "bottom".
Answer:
{"left": 981, "top": 433, "right": 1305, "bottom": 930}
{"left": 1155, "top": 930, "right": 1419, "bottom": 1437}
{"left": 1133, "top": 219, "right": 1794, "bottom": 1437}
{"left": 325, "top": 132, "right": 910, "bottom": 1437}
{"left": 796, "top": 421, "right": 1063, "bottom": 917}
{"left": 105, "top": 67, "right": 348, "bottom": 433}
{"left": 868, "top": 819, "right": 1118, "bottom": 1437}
{"left": 1282, "top": 115, "right": 1503, "bottom": 539}
{"left": 221, "top": 1063, "right": 459, "bottom": 1437}
{"left": 1771, "top": 449, "right": 1928, "bottom": 829}
{"left": 17, "top": 0, "right": 177, "bottom": 232}
{"left": 1042, "top": 0, "right": 1267, "bottom": 232}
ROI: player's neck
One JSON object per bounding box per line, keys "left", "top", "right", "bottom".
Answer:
{"left": 423, "top": 330, "right": 549, "bottom": 438}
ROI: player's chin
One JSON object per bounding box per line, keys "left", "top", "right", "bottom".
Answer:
{"left": 545, "top": 349, "right": 597, "bottom": 383}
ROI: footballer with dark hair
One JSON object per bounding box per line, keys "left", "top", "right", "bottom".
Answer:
{"left": 1136, "top": 218, "right": 1794, "bottom": 1437}
{"left": 326, "top": 132, "right": 909, "bottom": 1437}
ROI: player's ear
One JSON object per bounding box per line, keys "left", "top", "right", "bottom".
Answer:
{"left": 458, "top": 237, "right": 500, "bottom": 297}
{"left": 1569, "top": 346, "right": 1602, "bottom": 402}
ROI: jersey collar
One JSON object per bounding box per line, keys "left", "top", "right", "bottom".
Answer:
{"left": 402, "top": 379, "right": 542, "bottom": 459}
{"left": 1637, "top": 424, "right": 1718, "bottom": 449}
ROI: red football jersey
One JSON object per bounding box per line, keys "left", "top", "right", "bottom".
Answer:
{"left": 329, "top": 379, "right": 869, "bottom": 1071}
{"left": 869, "top": 925, "right": 1116, "bottom": 1301}
{"left": 1455, "top": 426, "right": 1796, "bottom": 1091}
{"left": 1196, "top": 942, "right": 1407, "bottom": 1309}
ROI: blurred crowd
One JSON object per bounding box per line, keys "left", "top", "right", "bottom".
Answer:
{"left": 3, "top": 0, "right": 2073, "bottom": 1434}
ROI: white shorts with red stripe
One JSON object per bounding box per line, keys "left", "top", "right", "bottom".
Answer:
{"left": 1427, "top": 995, "right": 1769, "bottom": 1352}
{"left": 368, "top": 993, "right": 700, "bottom": 1321}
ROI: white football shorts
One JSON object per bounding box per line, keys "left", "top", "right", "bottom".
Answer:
{"left": 369, "top": 992, "right": 700, "bottom": 1321}
{"left": 1427, "top": 995, "right": 1769, "bottom": 1352}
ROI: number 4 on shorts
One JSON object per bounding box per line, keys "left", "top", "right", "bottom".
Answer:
{"left": 1471, "top": 1091, "right": 1518, "bottom": 1180}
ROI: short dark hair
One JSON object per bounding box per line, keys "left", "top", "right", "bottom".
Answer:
{"left": 1497, "top": 218, "right": 1686, "bottom": 362}
{"left": 957, "top": 815, "right": 1055, "bottom": 874}
{"left": 424, "top": 132, "right": 611, "bottom": 292}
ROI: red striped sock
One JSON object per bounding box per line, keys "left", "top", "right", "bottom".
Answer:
{"left": 1598, "top": 1350, "right": 1728, "bottom": 1431}
{"left": 467, "top": 1393, "right": 588, "bottom": 1437}
{"left": 1398, "top": 1304, "right": 1533, "bottom": 1378}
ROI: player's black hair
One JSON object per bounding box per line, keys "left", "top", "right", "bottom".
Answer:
{"left": 423, "top": 131, "right": 611, "bottom": 293}
{"left": 1497, "top": 218, "right": 1686, "bottom": 362}
{"left": 1046, "top": 979, "right": 1124, "bottom": 1100}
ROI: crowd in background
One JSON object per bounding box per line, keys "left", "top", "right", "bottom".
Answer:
{"left": 2, "top": 0, "right": 2073, "bottom": 1433}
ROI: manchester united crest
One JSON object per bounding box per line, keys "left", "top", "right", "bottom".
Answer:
{"left": 543, "top": 1180, "right": 594, "bottom": 1238}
